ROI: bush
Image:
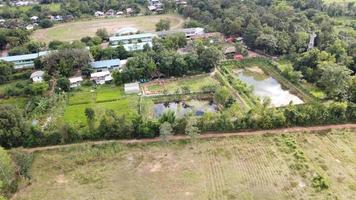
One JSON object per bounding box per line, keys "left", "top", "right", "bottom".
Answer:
{"left": 0, "top": 147, "right": 16, "bottom": 197}
{"left": 39, "top": 19, "right": 53, "bottom": 28}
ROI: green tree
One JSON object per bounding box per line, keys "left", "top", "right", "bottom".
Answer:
{"left": 0, "top": 147, "right": 16, "bottom": 197}
{"left": 0, "top": 105, "right": 29, "bottom": 148}
{"left": 159, "top": 122, "right": 173, "bottom": 143}
{"left": 84, "top": 108, "right": 95, "bottom": 132}
{"left": 155, "top": 19, "right": 171, "bottom": 31}
{"left": 56, "top": 77, "right": 70, "bottom": 92}
{"left": 318, "top": 63, "right": 352, "bottom": 99}
{"left": 214, "top": 87, "right": 230, "bottom": 106}
{"left": 0, "top": 61, "right": 13, "bottom": 84}
{"left": 96, "top": 28, "right": 109, "bottom": 40}
{"left": 39, "top": 19, "right": 53, "bottom": 28}
{"left": 185, "top": 117, "right": 200, "bottom": 141}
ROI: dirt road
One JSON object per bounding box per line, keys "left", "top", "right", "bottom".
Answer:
{"left": 19, "top": 123, "right": 356, "bottom": 153}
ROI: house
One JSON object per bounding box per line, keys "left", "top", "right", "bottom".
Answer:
{"left": 90, "top": 59, "right": 122, "bottom": 72}
{"left": 224, "top": 46, "right": 236, "bottom": 55}
{"left": 106, "top": 9, "right": 115, "bottom": 16}
{"left": 94, "top": 11, "right": 105, "bottom": 17}
{"left": 30, "top": 70, "right": 44, "bottom": 83}
{"left": 109, "top": 33, "right": 156, "bottom": 51}
{"left": 90, "top": 71, "right": 113, "bottom": 85}
{"left": 115, "top": 27, "right": 139, "bottom": 36}
{"left": 124, "top": 82, "right": 140, "bottom": 94}
{"left": 30, "top": 16, "right": 38, "bottom": 22}
{"left": 26, "top": 24, "right": 34, "bottom": 30}
{"left": 69, "top": 76, "right": 83, "bottom": 88}
{"left": 0, "top": 51, "right": 50, "bottom": 69}
{"left": 54, "top": 15, "right": 63, "bottom": 21}
{"left": 148, "top": 5, "right": 157, "bottom": 11}
{"left": 126, "top": 8, "right": 133, "bottom": 15}
{"left": 116, "top": 11, "right": 124, "bottom": 15}
{"left": 156, "top": 28, "right": 205, "bottom": 38}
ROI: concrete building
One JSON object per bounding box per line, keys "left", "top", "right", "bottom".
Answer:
{"left": 30, "top": 70, "right": 45, "bottom": 83}
{"left": 157, "top": 27, "right": 204, "bottom": 38}
{"left": 0, "top": 51, "right": 50, "bottom": 69}
{"left": 124, "top": 82, "right": 140, "bottom": 94}
{"left": 69, "top": 76, "right": 83, "bottom": 88}
{"left": 109, "top": 33, "right": 156, "bottom": 51}
{"left": 90, "top": 59, "right": 122, "bottom": 72}
{"left": 90, "top": 71, "right": 113, "bottom": 85}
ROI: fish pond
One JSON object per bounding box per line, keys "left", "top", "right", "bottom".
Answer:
{"left": 235, "top": 67, "right": 303, "bottom": 107}
{"left": 154, "top": 100, "right": 217, "bottom": 117}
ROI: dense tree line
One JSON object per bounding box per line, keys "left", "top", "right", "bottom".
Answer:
{"left": 0, "top": 100, "right": 354, "bottom": 149}
{"left": 179, "top": 0, "right": 355, "bottom": 57}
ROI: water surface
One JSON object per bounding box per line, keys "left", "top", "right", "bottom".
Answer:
{"left": 236, "top": 68, "right": 303, "bottom": 107}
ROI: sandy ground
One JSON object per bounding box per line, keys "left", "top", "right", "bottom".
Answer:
{"left": 32, "top": 14, "right": 185, "bottom": 43}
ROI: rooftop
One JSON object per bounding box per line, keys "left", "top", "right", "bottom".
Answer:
{"left": 90, "top": 59, "right": 121, "bottom": 69}
{"left": 69, "top": 76, "right": 83, "bottom": 83}
{"left": 91, "top": 71, "right": 111, "bottom": 78}
{"left": 30, "top": 70, "right": 45, "bottom": 79}
{"left": 0, "top": 51, "right": 50, "bottom": 62}
{"left": 109, "top": 33, "right": 155, "bottom": 42}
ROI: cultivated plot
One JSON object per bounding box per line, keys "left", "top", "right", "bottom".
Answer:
{"left": 13, "top": 130, "right": 356, "bottom": 200}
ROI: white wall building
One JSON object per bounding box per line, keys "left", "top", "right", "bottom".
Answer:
{"left": 91, "top": 71, "right": 113, "bottom": 85}
{"left": 69, "top": 76, "right": 83, "bottom": 88}
{"left": 30, "top": 70, "right": 45, "bottom": 83}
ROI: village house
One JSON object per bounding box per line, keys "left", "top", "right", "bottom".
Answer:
{"left": 30, "top": 70, "right": 45, "bottom": 83}
{"left": 94, "top": 11, "right": 105, "bottom": 17}
{"left": 69, "top": 76, "right": 83, "bottom": 88}
{"left": 30, "top": 16, "right": 38, "bottom": 22}
{"left": 90, "top": 59, "right": 126, "bottom": 72}
{"left": 124, "top": 82, "right": 140, "bottom": 94}
{"left": 0, "top": 51, "right": 50, "bottom": 69}
{"left": 90, "top": 71, "right": 113, "bottom": 85}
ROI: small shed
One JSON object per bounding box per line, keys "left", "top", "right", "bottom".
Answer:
{"left": 124, "top": 82, "right": 140, "bottom": 94}
{"left": 69, "top": 76, "right": 83, "bottom": 88}
{"left": 30, "top": 70, "right": 45, "bottom": 83}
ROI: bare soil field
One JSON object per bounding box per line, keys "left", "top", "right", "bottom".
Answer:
{"left": 32, "top": 14, "right": 184, "bottom": 43}
{"left": 12, "top": 128, "right": 356, "bottom": 200}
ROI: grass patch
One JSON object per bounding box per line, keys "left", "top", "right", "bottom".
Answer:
{"left": 12, "top": 130, "right": 356, "bottom": 200}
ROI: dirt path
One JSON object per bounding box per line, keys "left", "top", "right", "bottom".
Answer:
{"left": 20, "top": 124, "right": 356, "bottom": 153}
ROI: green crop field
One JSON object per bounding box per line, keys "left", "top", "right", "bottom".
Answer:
{"left": 64, "top": 85, "right": 138, "bottom": 125}
{"left": 12, "top": 129, "right": 356, "bottom": 200}
{"left": 32, "top": 14, "right": 185, "bottom": 43}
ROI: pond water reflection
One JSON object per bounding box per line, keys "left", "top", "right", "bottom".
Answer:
{"left": 154, "top": 100, "right": 217, "bottom": 117}
{"left": 236, "top": 68, "right": 303, "bottom": 107}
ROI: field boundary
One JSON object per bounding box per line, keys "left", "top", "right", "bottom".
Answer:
{"left": 18, "top": 123, "right": 356, "bottom": 153}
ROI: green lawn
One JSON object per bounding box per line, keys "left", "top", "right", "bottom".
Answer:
{"left": 0, "top": 97, "right": 27, "bottom": 108}
{"left": 65, "top": 85, "right": 138, "bottom": 125}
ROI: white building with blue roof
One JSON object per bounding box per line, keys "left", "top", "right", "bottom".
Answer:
{"left": 0, "top": 51, "right": 50, "bottom": 69}
{"left": 90, "top": 59, "right": 127, "bottom": 72}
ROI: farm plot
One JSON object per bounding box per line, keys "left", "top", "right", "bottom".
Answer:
{"left": 12, "top": 130, "right": 356, "bottom": 200}
{"left": 32, "top": 14, "right": 184, "bottom": 43}
{"left": 64, "top": 85, "right": 138, "bottom": 125}
{"left": 142, "top": 74, "right": 220, "bottom": 95}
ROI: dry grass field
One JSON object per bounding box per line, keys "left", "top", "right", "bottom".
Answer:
{"left": 32, "top": 14, "right": 184, "bottom": 43}
{"left": 13, "top": 129, "right": 356, "bottom": 200}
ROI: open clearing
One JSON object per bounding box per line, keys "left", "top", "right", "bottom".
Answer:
{"left": 13, "top": 129, "right": 356, "bottom": 200}
{"left": 32, "top": 14, "right": 185, "bottom": 43}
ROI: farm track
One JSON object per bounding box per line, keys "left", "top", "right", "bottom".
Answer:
{"left": 19, "top": 123, "right": 356, "bottom": 153}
